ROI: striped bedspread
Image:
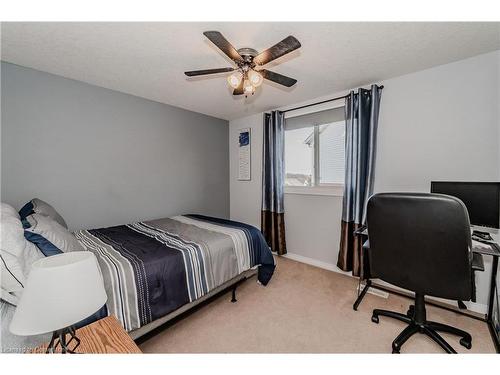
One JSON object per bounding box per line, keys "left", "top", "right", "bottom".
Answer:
{"left": 73, "top": 215, "right": 275, "bottom": 332}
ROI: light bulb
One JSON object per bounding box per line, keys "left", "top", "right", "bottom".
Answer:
{"left": 248, "top": 70, "right": 263, "bottom": 87}
{"left": 243, "top": 79, "right": 255, "bottom": 95}
{"left": 227, "top": 72, "right": 242, "bottom": 89}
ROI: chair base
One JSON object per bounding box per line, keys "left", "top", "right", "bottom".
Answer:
{"left": 371, "top": 294, "right": 472, "bottom": 353}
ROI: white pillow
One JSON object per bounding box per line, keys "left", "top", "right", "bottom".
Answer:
{"left": 1, "top": 214, "right": 25, "bottom": 259}
{"left": 1, "top": 203, "right": 19, "bottom": 220}
{"left": 0, "top": 216, "right": 26, "bottom": 301}
{"left": 0, "top": 249, "right": 25, "bottom": 293}
{"left": 21, "top": 241, "right": 44, "bottom": 274}
{"left": 1, "top": 288, "right": 20, "bottom": 306}
{"left": 0, "top": 204, "right": 43, "bottom": 305}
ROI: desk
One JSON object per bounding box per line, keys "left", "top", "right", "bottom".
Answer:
{"left": 473, "top": 239, "right": 500, "bottom": 353}
{"left": 353, "top": 227, "right": 500, "bottom": 353}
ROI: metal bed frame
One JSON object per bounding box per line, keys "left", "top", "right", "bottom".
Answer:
{"left": 130, "top": 267, "right": 258, "bottom": 341}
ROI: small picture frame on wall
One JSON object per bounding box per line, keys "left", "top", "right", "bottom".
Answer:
{"left": 238, "top": 128, "right": 251, "bottom": 181}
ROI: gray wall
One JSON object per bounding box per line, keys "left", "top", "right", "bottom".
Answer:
{"left": 1, "top": 62, "right": 229, "bottom": 230}
{"left": 229, "top": 50, "right": 500, "bottom": 311}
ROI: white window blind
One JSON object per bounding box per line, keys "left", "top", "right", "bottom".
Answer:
{"left": 319, "top": 122, "right": 345, "bottom": 184}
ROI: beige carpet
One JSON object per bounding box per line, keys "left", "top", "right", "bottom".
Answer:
{"left": 139, "top": 256, "right": 496, "bottom": 353}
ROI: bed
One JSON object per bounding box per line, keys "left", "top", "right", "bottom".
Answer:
{"left": 73, "top": 214, "right": 275, "bottom": 339}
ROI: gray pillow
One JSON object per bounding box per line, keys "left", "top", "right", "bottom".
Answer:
{"left": 19, "top": 198, "right": 68, "bottom": 229}
{"left": 24, "top": 214, "right": 84, "bottom": 253}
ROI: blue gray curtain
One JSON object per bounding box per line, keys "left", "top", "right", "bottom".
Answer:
{"left": 261, "top": 111, "right": 287, "bottom": 255}
{"left": 337, "top": 85, "right": 382, "bottom": 276}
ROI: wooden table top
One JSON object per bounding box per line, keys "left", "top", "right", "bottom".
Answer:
{"left": 32, "top": 316, "right": 142, "bottom": 354}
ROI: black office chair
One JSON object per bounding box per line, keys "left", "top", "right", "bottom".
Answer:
{"left": 366, "top": 192, "right": 474, "bottom": 353}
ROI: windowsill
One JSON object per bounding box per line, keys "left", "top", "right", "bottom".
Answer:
{"left": 284, "top": 185, "right": 344, "bottom": 197}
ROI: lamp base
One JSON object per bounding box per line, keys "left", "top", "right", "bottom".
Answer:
{"left": 46, "top": 326, "right": 80, "bottom": 354}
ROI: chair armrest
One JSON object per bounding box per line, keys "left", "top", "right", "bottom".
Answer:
{"left": 472, "top": 252, "right": 485, "bottom": 272}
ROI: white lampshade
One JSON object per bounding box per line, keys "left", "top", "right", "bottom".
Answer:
{"left": 243, "top": 79, "right": 255, "bottom": 94}
{"left": 10, "top": 251, "right": 107, "bottom": 336}
{"left": 227, "top": 71, "right": 243, "bottom": 89}
{"left": 247, "top": 69, "right": 263, "bottom": 87}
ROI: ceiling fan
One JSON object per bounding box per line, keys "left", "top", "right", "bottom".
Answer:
{"left": 185, "top": 31, "right": 301, "bottom": 97}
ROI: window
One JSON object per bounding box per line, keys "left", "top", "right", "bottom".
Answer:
{"left": 284, "top": 127, "right": 314, "bottom": 187}
{"left": 284, "top": 106, "right": 345, "bottom": 194}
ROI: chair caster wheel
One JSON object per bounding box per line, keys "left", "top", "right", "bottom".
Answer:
{"left": 371, "top": 315, "right": 379, "bottom": 324}
{"left": 392, "top": 342, "right": 401, "bottom": 353}
{"left": 459, "top": 338, "right": 472, "bottom": 350}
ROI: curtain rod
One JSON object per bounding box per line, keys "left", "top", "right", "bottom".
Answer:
{"left": 282, "top": 85, "right": 384, "bottom": 114}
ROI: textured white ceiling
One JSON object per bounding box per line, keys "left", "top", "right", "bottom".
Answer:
{"left": 2, "top": 22, "right": 499, "bottom": 120}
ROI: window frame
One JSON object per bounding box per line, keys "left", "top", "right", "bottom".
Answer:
{"left": 283, "top": 100, "right": 345, "bottom": 197}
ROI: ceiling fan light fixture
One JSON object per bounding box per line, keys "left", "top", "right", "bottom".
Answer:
{"left": 243, "top": 79, "right": 255, "bottom": 95}
{"left": 248, "top": 69, "right": 263, "bottom": 87}
{"left": 227, "top": 71, "right": 243, "bottom": 89}
{"left": 185, "top": 32, "right": 301, "bottom": 96}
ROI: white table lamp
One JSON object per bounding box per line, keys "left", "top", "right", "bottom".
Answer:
{"left": 10, "top": 251, "right": 107, "bottom": 353}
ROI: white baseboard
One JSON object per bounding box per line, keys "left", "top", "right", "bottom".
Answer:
{"left": 281, "top": 252, "right": 488, "bottom": 315}
{"left": 281, "top": 252, "right": 351, "bottom": 276}
{"left": 358, "top": 282, "right": 389, "bottom": 299}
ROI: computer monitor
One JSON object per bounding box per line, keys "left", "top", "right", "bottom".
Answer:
{"left": 430, "top": 181, "right": 500, "bottom": 230}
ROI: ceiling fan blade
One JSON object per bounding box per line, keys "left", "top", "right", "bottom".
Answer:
{"left": 233, "top": 79, "right": 244, "bottom": 95}
{"left": 203, "top": 31, "right": 244, "bottom": 63}
{"left": 261, "top": 69, "right": 297, "bottom": 87}
{"left": 253, "top": 36, "right": 301, "bottom": 66}
{"left": 184, "top": 67, "right": 234, "bottom": 77}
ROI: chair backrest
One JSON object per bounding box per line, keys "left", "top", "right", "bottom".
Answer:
{"left": 367, "top": 193, "right": 472, "bottom": 301}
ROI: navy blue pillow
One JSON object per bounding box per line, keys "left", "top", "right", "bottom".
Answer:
{"left": 23, "top": 231, "right": 63, "bottom": 257}
{"left": 74, "top": 305, "right": 108, "bottom": 329}
{"left": 18, "top": 201, "right": 35, "bottom": 220}
{"left": 21, "top": 218, "right": 31, "bottom": 229}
